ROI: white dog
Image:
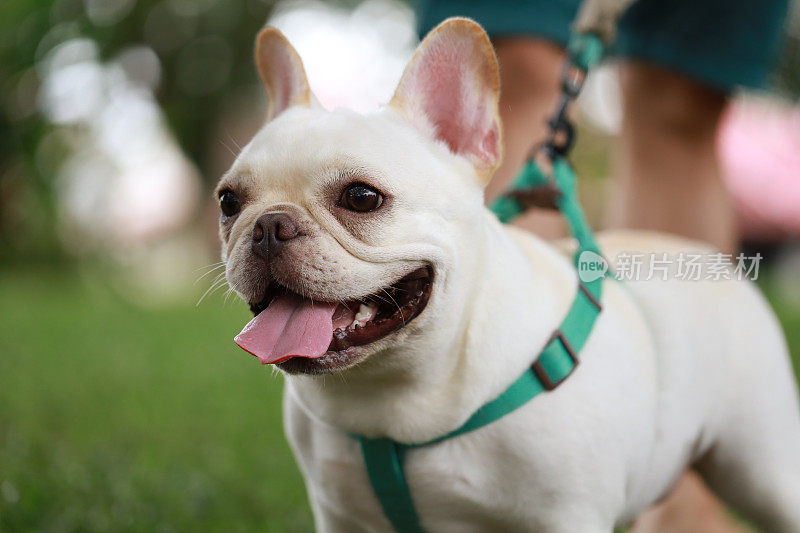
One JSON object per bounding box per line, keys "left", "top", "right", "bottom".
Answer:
{"left": 216, "top": 18, "right": 800, "bottom": 532}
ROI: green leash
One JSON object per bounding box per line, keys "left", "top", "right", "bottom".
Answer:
{"left": 356, "top": 34, "right": 607, "bottom": 532}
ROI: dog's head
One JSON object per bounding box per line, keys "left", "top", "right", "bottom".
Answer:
{"left": 216, "top": 18, "right": 502, "bottom": 375}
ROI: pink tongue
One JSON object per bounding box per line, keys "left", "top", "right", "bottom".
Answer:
{"left": 234, "top": 294, "right": 337, "bottom": 365}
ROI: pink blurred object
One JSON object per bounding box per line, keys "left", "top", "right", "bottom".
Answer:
{"left": 717, "top": 98, "right": 800, "bottom": 240}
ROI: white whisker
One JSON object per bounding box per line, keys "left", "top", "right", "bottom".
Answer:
{"left": 223, "top": 286, "right": 237, "bottom": 305}
{"left": 218, "top": 138, "right": 238, "bottom": 158}
{"left": 380, "top": 288, "right": 405, "bottom": 327}
{"left": 193, "top": 261, "right": 225, "bottom": 273}
{"left": 227, "top": 131, "right": 243, "bottom": 152}
{"left": 194, "top": 263, "right": 226, "bottom": 284}
{"left": 196, "top": 274, "right": 228, "bottom": 307}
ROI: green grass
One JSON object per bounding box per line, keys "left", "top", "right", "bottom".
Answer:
{"left": 767, "top": 281, "right": 800, "bottom": 379}
{"left": 0, "top": 266, "right": 313, "bottom": 532}
{"left": 0, "top": 265, "right": 798, "bottom": 532}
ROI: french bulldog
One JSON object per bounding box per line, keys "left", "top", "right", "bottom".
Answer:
{"left": 215, "top": 17, "right": 800, "bottom": 532}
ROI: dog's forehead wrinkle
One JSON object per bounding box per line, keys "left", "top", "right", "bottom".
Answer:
{"left": 238, "top": 149, "right": 387, "bottom": 202}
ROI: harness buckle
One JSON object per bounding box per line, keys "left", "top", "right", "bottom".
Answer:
{"left": 532, "top": 329, "right": 579, "bottom": 391}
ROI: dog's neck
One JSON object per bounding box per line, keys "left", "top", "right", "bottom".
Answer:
{"left": 285, "top": 212, "right": 576, "bottom": 443}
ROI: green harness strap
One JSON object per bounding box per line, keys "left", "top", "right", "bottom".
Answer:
{"left": 356, "top": 34, "right": 607, "bottom": 533}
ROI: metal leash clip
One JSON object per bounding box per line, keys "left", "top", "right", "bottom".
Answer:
{"left": 490, "top": 33, "right": 603, "bottom": 222}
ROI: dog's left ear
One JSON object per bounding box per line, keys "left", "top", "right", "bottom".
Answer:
{"left": 255, "top": 27, "right": 318, "bottom": 122}
{"left": 389, "top": 18, "right": 502, "bottom": 182}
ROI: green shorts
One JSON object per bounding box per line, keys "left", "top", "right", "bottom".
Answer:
{"left": 416, "top": 0, "right": 789, "bottom": 92}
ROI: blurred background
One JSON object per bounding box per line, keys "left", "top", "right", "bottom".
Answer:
{"left": 0, "top": 0, "right": 799, "bottom": 530}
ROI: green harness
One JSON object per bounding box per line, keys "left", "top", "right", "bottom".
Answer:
{"left": 354, "top": 35, "right": 608, "bottom": 533}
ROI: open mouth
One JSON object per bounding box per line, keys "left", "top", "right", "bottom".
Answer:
{"left": 235, "top": 266, "right": 433, "bottom": 373}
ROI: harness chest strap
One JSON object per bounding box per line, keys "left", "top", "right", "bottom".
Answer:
{"left": 355, "top": 157, "right": 608, "bottom": 533}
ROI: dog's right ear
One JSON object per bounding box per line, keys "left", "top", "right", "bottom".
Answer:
{"left": 255, "top": 27, "right": 317, "bottom": 122}
{"left": 389, "top": 18, "right": 502, "bottom": 182}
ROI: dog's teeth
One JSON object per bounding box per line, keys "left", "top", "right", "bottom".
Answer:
{"left": 351, "top": 302, "right": 376, "bottom": 328}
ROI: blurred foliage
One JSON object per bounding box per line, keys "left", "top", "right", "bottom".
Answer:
{"left": 0, "top": 0, "right": 278, "bottom": 261}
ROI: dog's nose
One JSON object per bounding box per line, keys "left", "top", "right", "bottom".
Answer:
{"left": 251, "top": 212, "right": 300, "bottom": 258}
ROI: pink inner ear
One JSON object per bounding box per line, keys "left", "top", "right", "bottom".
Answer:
{"left": 271, "top": 50, "right": 295, "bottom": 115}
{"left": 258, "top": 33, "right": 309, "bottom": 121}
{"left": 404, "top": 37, "right": 500, "bottom": 168}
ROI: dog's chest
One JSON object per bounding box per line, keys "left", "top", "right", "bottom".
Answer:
{"left": 294, "top": 436, "right": 530, "bottom": 530}
{"left": 284, "top": 394, "right": 570, "bottom": 531}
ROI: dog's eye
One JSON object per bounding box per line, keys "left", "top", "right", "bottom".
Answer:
{"left": 219, "top": 190, "right": 241, "bottom": 218}
{"left": 340, "top": 183, "right": 383, "bottom": 212}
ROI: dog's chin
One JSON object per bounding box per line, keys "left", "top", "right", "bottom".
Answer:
{"left": 247, "top": 266, "right": 434, "bottom": 375}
